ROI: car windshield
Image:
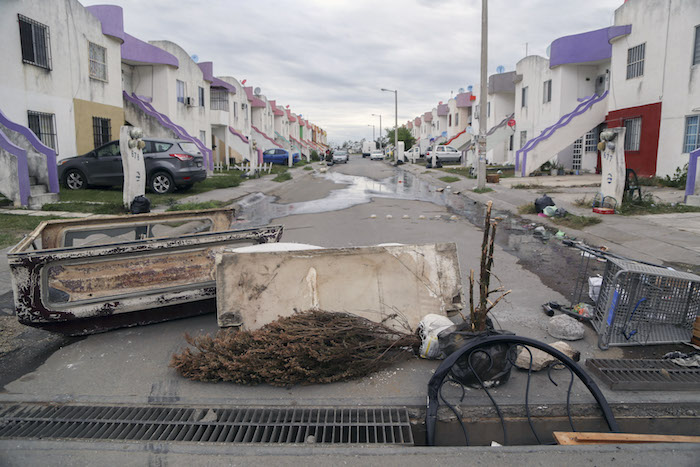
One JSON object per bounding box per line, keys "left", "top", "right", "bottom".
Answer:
{"left": 179, "top": 142, "right": 201, "bottom": 155}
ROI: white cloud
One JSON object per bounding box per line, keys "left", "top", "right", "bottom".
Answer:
{"left": 84, "top": 0, "right": 622, "bottom": 144}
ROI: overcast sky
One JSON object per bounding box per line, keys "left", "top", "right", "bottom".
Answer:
{"left": 85, "top": 0, "right": 622, "bottom": 145}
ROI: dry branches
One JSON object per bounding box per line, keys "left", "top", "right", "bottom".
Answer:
{"left": 468, "top": 201, "right": 511, "bottom": 332}
{"left": 170, "top": 310, "right": 420, "bottom": 387}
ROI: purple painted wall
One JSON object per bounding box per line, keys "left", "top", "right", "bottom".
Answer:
{"left": 0, "top": 128, "right": 30, "bottom": 206}
{"left": 437, "top": 104, "right": 449, "bottom": 116}
{"left": 85, "top": 5, "right": 125, "bottom": 43}
{"left": 549, "top": 26, "right": 631, "bottom": 68}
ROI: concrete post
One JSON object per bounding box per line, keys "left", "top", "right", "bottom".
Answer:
{"left": 120, "top": 126, "right": 145, "bottom": 209}
{"left": 477, "top": 0, "right": 488, "bottom": 189}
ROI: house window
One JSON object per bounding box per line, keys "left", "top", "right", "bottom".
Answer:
{"left": 487, "top": 102, "right": 491, "bottom": 117}
{"left": 623, "top": 117, "right": 642, "bottom": 151}
{"left": 573, "top": 137, "right": 583, "bottom": 170}
{"left": 176, "top": 80, "right": 185, "bottom": 104}
{"left": 694, "top": 25, "right": 700, "bottom": 66}
{"left": 474, "top": 105, "right": 479, "bottom": 119}
{"left": 509, "top": 134, "right": 514, "bottom": 151}
{"left": 543, "top": 80, "right": 552, "bottom": 103}
{"left": 626, "top": 43, "right": 645, "bottom": 79}
{"left": 455, "top": 113, "right": 459, "bottom": 127}
{"left": 684, "top": 115, "right": 700, "bottom": 153}
{"left": 521, "top": 86, "right": 528, "bottom": 108}
{"left": 199, "top": 130, "right": 206, "bottom": 144}
{"left": 210, "top": 89, "right": 229, "bottom": 111}
{"left": 92, "top": 117, "right": 111, "bottom": 148}
{"left": 520, "top": 130, "right": 527, "bottom": 148}
{"left": 449, "top": 115, "right": 452, "bottom": 126}
{"left": 18, "top": 15, "right": 51, "bottom": 70}
{"left": 199, "top": 86, "right": 205, "bottom": 107}
{"left": 584, "top": 129, "right": 598, "bottom": 152}
{"left": 27, "top": 111, "right": 57, "bottom": 152}
{"left": 88, "top": 42, "right": 107, "bottom": 81}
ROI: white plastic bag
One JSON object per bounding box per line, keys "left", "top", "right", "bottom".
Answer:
{"left": 588, "top": 276, "right": 602, "bottom": 302}
{"left": 418, "top": 314, "right": 454, "bottom": 359}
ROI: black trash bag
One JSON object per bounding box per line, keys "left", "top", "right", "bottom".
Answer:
{"left": 434, "top": 159, "right": 443, "bottom": 168}
{"left": 438, "top": 320, "right": 515, "bottom": 389}
{"left": 130, "top": 195, "right": 151, "bottom": 214}
{"left": 534, "top": 194, "right": 555, "bottom": 213}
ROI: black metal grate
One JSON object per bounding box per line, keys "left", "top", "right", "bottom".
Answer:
{"left": 586, "top": 358, "right": 700, "bottom": 391}
{"left": 0, "top": 404, "right": 413, "bottom": 445}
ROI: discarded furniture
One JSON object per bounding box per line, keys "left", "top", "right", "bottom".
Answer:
{"left": 216, "top": 242, "right": 464, "bottom": 332}
{"left": 554, "top": 432, "right": 700, "bottom": 445}
{"left": 7, "top": 209, "right": 283, "bottom": 335}
{"left": 623, "top": 168, "right": 642, "bottom": 202}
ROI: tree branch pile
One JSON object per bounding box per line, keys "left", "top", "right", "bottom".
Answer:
{"left": 170, "top": 310, "right": 420, "bottom": 386}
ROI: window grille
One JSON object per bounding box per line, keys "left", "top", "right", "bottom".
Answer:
{"left": 623, "top": 117, "right": 642, "bottom": 151}
{"left": 684, "top": 115, "right": 699, "bottom": 153}
{"left": 521, "top": 87, "right": 528, "bottom": 107}
{"left": 92, "top": 117, "right": 111, "bottom": 148}
{"left": 693, "top": 26, "right": 700, "bottom": 66}
{"left": 199, "top": 87, "right": 205, "bottom": 107}
{"left": 455, "top": 113, "right": 459, "bottom": 127}
{"left": 573, "top": 137, "right": 583, "bottom": 170}
{"left": 626, "top": 43, "right": 645, "bottom": 79}
{"left": 27, "top": 111, "right": 57, "bottom": 152}
{"left": 88, "top": 42, "right": 107, "bottom": 81}
{"left": 18, "top": 15, "right": 51, "bottom": 70}
{"left": 210, "top": 89, "right": 229, "bottom": 111}
{"left": 585, "top": 129, "right": 598, "bottom": 152}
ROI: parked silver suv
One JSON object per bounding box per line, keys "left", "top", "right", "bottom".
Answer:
{"left": 426, "top": 145, "right": 462, "bottom": 163}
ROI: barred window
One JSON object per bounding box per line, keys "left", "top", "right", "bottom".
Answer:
{"left": 543, "top": 80, "right": 552, "bottom": 103}
{"left": 449, "top": 115, "right": 452, "bottom": 126}
{"left": 27, "top": 111, "right": 57, "bottom": 152}
{"left": 92, "top": 117, "right": 111, "bottom": 148}
{"left": 88, "top": 42, "right": 107, "bottom": 81}
{"left": 684, "top": 115, "right": 699, "bottom": 153}
{"left": 584, "top": 129, "right": 598, "bottom": 152}
{"left": 199, "top": 130, "right": 206, "bottom": 145}
{"left": 210, "top": 88, "right": 229, "bottom": 111}
{"left": 198, "top": 86, "right": 205, "bottom": 107}
{"left": 487, "top": 102, "right": 491, "bottom": 117}
{"left": 623, "top": 117, "right": 642, "bottom": 151}
{"left": 694, "top": 25, "right": 700, "bottom": 66}
{"left": 18, "top": 15, "right": 51, "bottom": 70}
{"left": 626, "top": 43, "right": 645, "bottom": 79}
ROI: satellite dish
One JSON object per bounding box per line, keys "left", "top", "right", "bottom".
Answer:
{"left": 467, "top": 85, "right": 473, "bottom": 92}
{"left": 496, "top": 65, "right": 505, "bottom": 74}
{"left": 458, "top": 87, "right": 465, "bottom": 94}
{"left": 190, "top": 54, "right": 199, "bottom": 63}
{"left": 254, "top": 87, "right": 262, "bottom": 96}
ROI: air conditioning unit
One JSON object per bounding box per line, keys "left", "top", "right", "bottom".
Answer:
{"left": 185, "top": 97, "right": 196, "bottom": 107}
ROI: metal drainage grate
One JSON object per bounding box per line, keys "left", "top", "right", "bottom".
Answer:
{"left": 0, "top": 404, "right": 413, "bottom": 445}
{"left": 586, "top": 358, "right": 700, "bottom": 391}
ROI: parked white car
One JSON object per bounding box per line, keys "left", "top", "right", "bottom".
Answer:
{"left": 370, "top": 150, "right": 385, "bottom": 160}
{"left": 405, "top": 146, "right": 421, "bottom": 162}
{"left": 333, "top": 150, "right": 349, "bottom": 163}
{"left": 426, "top": 145, "right": 462, "bottom": 163}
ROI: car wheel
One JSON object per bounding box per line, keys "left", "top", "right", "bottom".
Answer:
{"left": 458, "top": 156, "right": 462, "bottom": 163}
{"left": 150, "top": 171, "right": 174, "bottom": 194}
{"left": 63, "top": 169, "right": 86, "bottom": 190}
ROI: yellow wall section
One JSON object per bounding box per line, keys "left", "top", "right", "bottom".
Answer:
{"left": 73, "top": 98, "right": 125, "bottom": 154}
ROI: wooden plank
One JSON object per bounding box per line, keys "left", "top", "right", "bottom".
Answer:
{"left": 554, "top": 432, "right": 700, "bottom": 445}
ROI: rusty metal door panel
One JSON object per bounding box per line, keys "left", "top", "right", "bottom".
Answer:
{"left": 7, "top": 209, "right": 283, "bottom": 334}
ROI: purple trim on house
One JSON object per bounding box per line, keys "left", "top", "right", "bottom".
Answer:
{"left": 197, "top": 62, "right": 214, "bottom": 82}
{"left": 0, "top": 108, "right": 59, "bottom": 194}
{"left": 608, "top": 25, "right": 632, "bottom": 44}
{"left": 487, "top": 113, "right": 514, "bottom": 137}
{"left": 124, "top": 92, "right": 212, "bottom": 170}
{"left": 488, "top": 72, "right": 516, "bottom": 94}
{"left": 685, "top": 148, "right": 700, "bottom": 202}
{"left": 550, "top": 27, "right": 623, "bottom": 68}
{"left": 257, "top": 148, "right": 263, "bottom": 164}
{"left": 414, "top": 118, "right": 421, "bottom": 126}
{"left": 437, "top": 104, "right": 449, "bottom": 116}
{"left": 0, "top": 128, "right": 30, "bottom": 206}
{"left": 516, "top": 91, "right": 608, "bottom": 176}
{"left": 211, "top": 77, "right": 236, "bottom": 93}
{"left": 136, "top": 95, "right": 153, "bottom": 103}
{"left": 251, "top": 125, "right": 282, "bottom": 148}
{"left": 423, "top": 112, "right": 433, "bottom": 122}
{"left": 244, "top": 87, "right": 266, "bottom": 108}
{"left": 455, "top": 92, "right": 473, "bottom": 107}
{"left": 228, "top": 127, "right": 249, "bottom": 144}
{"left": 86, "top": 5, "right": 125, "bottom": 43}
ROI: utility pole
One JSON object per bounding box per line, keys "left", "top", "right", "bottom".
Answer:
{"left": 373, "top": 113, "right": 382, "bottom": 148}
{"left": 477, "top": 0, "right": 488, "bottom": 189}
{"left": 381, "top": 88, "right": 398, "bottom": 161}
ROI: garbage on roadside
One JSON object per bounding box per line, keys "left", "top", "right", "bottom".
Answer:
{"left": 572, "top": 302, "right": 594, "bottom": 318}
{"left": 170, "top": 310, "right": 420, "bottom": 386}
{"left": 547, "top": 314, "right": 585, "bottom": 341}
{"left": 418, "top": 314, "right": 455, "bottom": 359}
{"left": 588, "top": 276, "right": 602, "bottom": 302}
{"left": 514, "top": 341, "right": 580, "bottom": 371}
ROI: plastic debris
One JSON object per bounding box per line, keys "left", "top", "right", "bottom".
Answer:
{"left": 418, "top": 314, "right": 455, "bottom": 359}
{"left": 572, "top": 302, "right": 594, "bottom": 318}
{"left": 402, "top": 215, "right": 410, "bottom": 219}
{"left": 555, "top": 230, "right": 566, "bottom": 238}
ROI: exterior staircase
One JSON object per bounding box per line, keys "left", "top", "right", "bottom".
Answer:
{"left": 228, "top": 127, "right": 250, "bottom": 162}
{"left": 123, "top": 92, "right": 213, "bottom": 173}
{"left": 251, "top": 125, "right": 282, "bottom": 152}
{"left": 0, "top": 108, "right": 59, "bottom": 208}
{"left": 516, "top": 92, "right": 608, "bottom": 176}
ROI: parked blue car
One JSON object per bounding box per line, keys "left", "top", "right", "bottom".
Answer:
{"left": 262, "top": 148, "right": 300, "bottom": 165}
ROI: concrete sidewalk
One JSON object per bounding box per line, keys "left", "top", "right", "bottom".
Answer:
{"left": 401, "top": 163, "right": 699, "bottom": 269}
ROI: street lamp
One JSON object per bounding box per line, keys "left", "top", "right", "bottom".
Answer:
{"left": 371, "top": 113, "right": 382, "bottom": 148}
{"left": 381, "top": 88, "right": 398, "bottom": 161}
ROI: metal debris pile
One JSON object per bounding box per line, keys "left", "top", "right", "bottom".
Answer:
{"left": 170, "top": 310, "right": 420, "bottom": 386}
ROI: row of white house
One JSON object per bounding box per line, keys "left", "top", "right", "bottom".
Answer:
{"left": 407, "top": 0, "right": 700, "bottom": 179}
{"left": 0, "top": 0, "right": 327, "bottom": 206}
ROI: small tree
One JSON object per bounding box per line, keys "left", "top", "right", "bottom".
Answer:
{"left": 385, "top": 127, "right": 416, "bottom": 150}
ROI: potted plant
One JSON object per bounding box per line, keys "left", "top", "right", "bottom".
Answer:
{"left": 439, "top": 201, "right": 515, "bottom": 388}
